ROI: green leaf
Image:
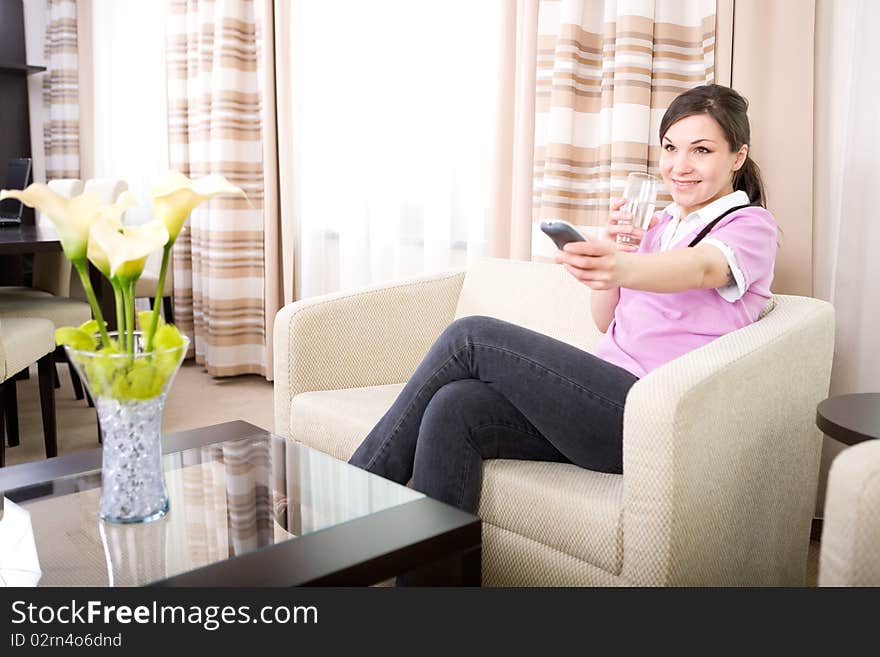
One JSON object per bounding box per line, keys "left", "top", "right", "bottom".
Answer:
{"left": 153, "top": 324, "right": 184, "bottom": 351}
{"left": 55, "top": 327, "right": 96, "bottom": 350}
{"left": 78, "top": 319, "right": 100, "bottom": 336}
{"left": 114, "top": 359, "right": 163, "bottom": 400}
{"left": 64, "top": 325, "right": 185, "bottom": 401}
{"left": 138, "top": 310, "right": 163, "bottom": 332}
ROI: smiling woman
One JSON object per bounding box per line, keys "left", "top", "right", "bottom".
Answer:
{"left": 346, "top": 84, "right": 780, "bottom": 529}
{"left": 658, "top": 85, "right": 766, "bottom": 214}
{"left": 660, "top": 114, "right": 748, "bottom": 218}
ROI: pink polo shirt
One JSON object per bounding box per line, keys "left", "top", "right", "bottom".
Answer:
{"left": 592, "top": 204, "right": 777, "bottom": 378}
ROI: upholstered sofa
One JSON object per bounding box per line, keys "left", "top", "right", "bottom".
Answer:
{"left": 273, "top": 257, "right": 835, "bottom": 586}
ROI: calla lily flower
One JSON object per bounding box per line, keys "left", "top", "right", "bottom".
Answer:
{"left": 86, "top": 191, "right": 140, "bottom": 276}
{"left": 9, "top": 176, "right": 186, "bottom": 366}
{"left": 0, "top": 184, "right": 102, "bottom": 262}
{"left": 89, "top": 217, "right": 170, "bottom": 280}
{"left": 151, "top": 171, "right": 247, "bottom": 242}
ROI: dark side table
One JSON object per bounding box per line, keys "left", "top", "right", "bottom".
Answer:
{"left": 816, "top": 393, "right": 880, "bottom": 446}
{"left": 812, "top": 393, "right": 880, "bottom": 542}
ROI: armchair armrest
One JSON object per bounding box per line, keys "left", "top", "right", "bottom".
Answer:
{"left": 620, "top": 295, "right": 835, "bottom": 585}
{"left": 819, "top": 441, "right": 880, "bottom": 586}
{"left": 273, "top": 270, "right": 466, "bottom": 437}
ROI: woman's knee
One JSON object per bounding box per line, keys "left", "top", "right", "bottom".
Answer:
{"left": 420, "top": 380, "right": 475, "bottom": 433}
{"left": 440, "top": 315, "right": 509, "bottom": 345}
{"left": 420, "top": 381, "right": 500, "bottom": 450}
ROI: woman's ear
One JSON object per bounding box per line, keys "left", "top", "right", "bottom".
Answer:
{"left": 733, "top": 144, "right": 749, "bottom": 171}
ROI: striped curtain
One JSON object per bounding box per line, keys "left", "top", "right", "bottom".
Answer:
{"left": 165, "top": 0, "right": 267, "bottom": 376}
{"left": 43, "top": 0, "right": 80, "bottom": 180}
{"left": 174, "top": 438, "right": 272, "bottom": 569}
{"left": 220, "top": 438, "right": 272, "bottom": 553}
{"left": 533, "top": 0, "right": 716, "bottom": 229}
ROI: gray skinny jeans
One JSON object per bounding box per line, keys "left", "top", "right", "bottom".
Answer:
{"left": 348, "top": 315, "right": 638, "bottom": 513}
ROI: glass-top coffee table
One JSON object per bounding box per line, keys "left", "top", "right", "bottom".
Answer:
{"left": 0, "top": 421, "right": 481, "bottom": 586}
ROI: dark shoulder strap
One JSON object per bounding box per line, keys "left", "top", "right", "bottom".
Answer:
{"left": 687, "top": 204, "right": 755, "bottom": 247}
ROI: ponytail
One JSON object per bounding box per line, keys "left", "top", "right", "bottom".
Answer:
{"left": 734, "top": 156, "right": 766, "bottom": 208}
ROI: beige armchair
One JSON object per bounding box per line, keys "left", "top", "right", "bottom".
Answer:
{"left": 818, "top": 441, "right": 880, "bottom": 586}
{"left": 273, "top": 258, "right": 835, "bottom": 586}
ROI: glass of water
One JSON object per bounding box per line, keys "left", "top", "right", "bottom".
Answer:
{"left": 616, "top": 172, "right": 659, "bottom": 246}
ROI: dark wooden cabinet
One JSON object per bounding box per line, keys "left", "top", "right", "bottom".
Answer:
{"left": 0, "top": 0, "right": 46, "bottom": 227}
{"left": 0, "top": 0, "right": 46, "bottom": 285}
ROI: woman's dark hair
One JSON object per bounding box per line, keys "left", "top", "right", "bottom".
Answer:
{"left": 659, "top": 84, "right": 766, "bottom": 208}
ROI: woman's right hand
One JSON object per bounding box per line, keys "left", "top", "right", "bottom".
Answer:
{"left": 600, "top": 198, "right": 653, "bottom": 251}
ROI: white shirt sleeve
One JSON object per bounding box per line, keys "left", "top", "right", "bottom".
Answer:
{"left": 702, "top": 237, "right": 747, "bottom": 302}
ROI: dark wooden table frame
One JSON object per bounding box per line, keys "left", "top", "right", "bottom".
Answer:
{"left": 0, "top": 421, "right": 482, "bottom": 587}
{"left": 0, "top": 224, "right": 64, "bottom": 255}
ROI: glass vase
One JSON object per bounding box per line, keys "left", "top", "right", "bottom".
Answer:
{"left": 65, "top": 331, "right": 189, "bottom": 524}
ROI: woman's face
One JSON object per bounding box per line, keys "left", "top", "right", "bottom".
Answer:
{"left": 659, "top": 113, "right": 747, "bottom": 218}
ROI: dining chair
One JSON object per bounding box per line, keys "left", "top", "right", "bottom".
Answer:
{"left": 0, "top": 317, "right": 57, "bottom": 466}
{"left": 0, "top": 178, "right": 92, "bottom": 411}
{"left": 82, "top": 178, "right": 127, "bottom": 205}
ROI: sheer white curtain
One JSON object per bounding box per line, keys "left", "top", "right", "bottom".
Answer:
{"left": 89, "top": 0, "right": 168, "bottom": 224}
{"left": 813, "top": 0, "right": 879, "bottom": 512}
{"left": 814, "top": 0, "right": 879, "bottom": 396}
{"left": 282, "top": 0, "right": 503, "bottom": 299}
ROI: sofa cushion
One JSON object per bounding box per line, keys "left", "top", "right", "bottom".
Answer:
{"left": 0, "top": 317, "right": 55, "bottom": 381}
{"left": 289, "top": 384, "right": 406, "bottom": 462}
{"left": 454, "top": 258, "right": 603, "bottom": 353}
{"left": 0, "top": 296, "right": 91, "bottom": 327}
{"left": 289, "top": 383, "right": 624, "bottom": 576}
{"left": 478, "top": 459, "right": 623, "bottom": 575}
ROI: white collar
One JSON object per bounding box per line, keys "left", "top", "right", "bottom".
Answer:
{"left": 663, "top": 190, "right": 750, "bottom": 224}
{"left": 660, "top": 190, "right": 750, "bottom": 250}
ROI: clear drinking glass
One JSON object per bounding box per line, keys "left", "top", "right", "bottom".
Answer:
{"left": 616, "top": 172, "right": 659, "bottom": 246}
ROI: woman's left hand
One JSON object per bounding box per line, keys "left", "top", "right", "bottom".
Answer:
{"left": 554, "top": 239, "right": 633, "bottom": 290}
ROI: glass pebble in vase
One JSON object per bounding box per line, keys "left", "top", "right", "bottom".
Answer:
{"left": 65, "top": 332, "right": 189, "bottom": 524}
